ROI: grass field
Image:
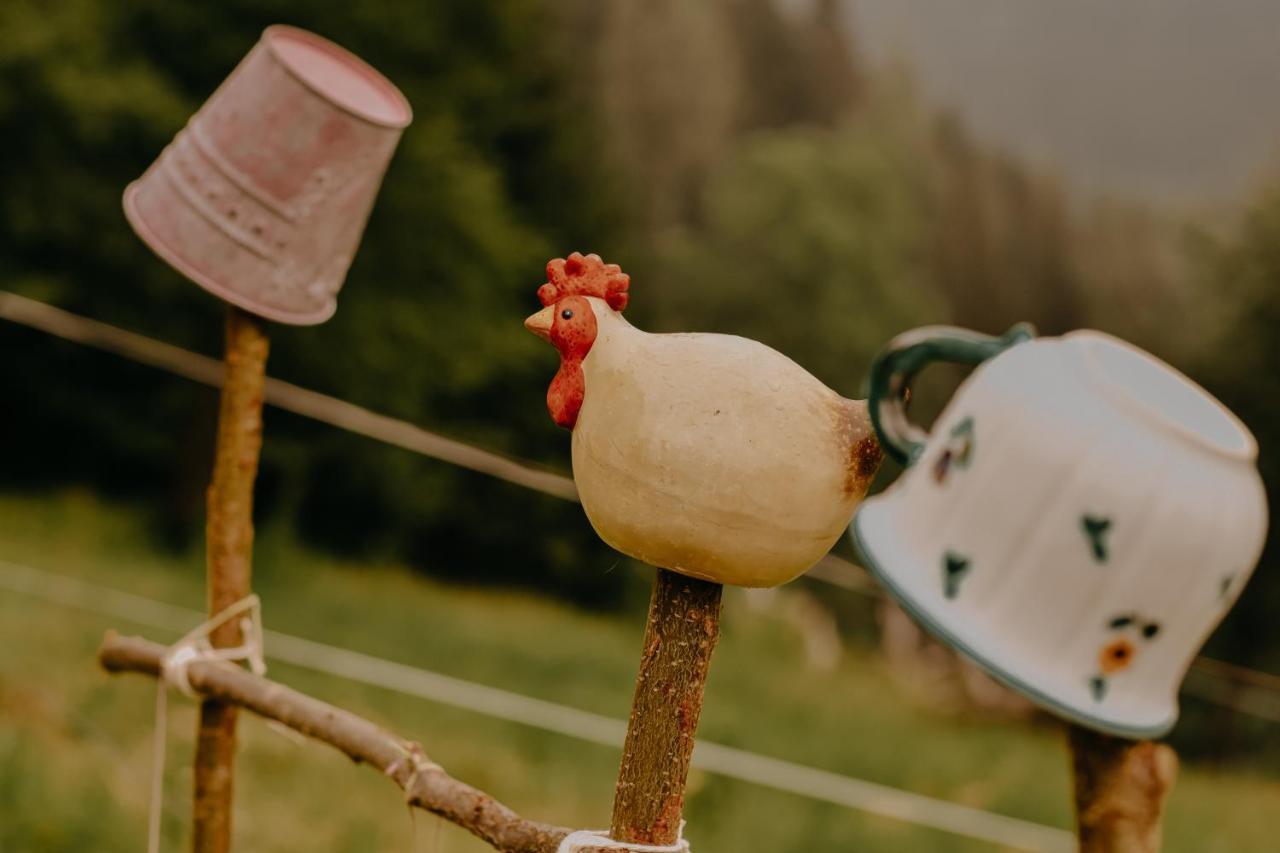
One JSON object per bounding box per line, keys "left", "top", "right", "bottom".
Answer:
{"left": 1, "top": 489, "right": 1277, "bottom": 852}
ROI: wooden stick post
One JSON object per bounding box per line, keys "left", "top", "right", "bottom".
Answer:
{"left": 1068, "top": 724, "right": 1178, "bottom": 853}
{"left": 192, "top": 306, "right": 270, "bottom": 853}
{"left": 610, "top": 569, "right": 723, "bottom": 846}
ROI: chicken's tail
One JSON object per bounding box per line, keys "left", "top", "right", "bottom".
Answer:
{"left": 837, "top": 398, "right": 884, "bottom": 501}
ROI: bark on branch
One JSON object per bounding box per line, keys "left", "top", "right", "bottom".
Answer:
{"left": 610, "top": 569, "right": 723, "bottom": 845}
{"left": 99, "top": 632, "right": 571, "bottom": 853}
{"left": 1068, "top": 724, "right": 1178, "bottom": 853}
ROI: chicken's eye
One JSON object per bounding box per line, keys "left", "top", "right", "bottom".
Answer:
{"left": 561, "top": 309, "right": 574, "bottom": 320}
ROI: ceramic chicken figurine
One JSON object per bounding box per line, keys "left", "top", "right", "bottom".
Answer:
{"left": 525, "top": 252, "right": 883, "bottom": 587}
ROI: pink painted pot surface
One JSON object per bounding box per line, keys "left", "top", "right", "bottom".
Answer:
{"left": 123, "top": 25, "right": 411, "bottom": 325}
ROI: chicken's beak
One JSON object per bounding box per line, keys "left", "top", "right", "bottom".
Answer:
{"left": 524, "top": 305, "right": 554, "bottom": 341}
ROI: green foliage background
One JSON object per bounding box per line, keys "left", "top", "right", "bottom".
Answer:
{"left": 1, "top": 0, "right": 633, "bottom": 603}
{"left": 1, "top": 0, "right": 1278, "bottom": 756}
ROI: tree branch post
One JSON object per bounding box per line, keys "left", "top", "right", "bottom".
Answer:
{"left": 1067, "top": 724, "right": 1178, "bottom": 853}
{"left": 193, "top": 306, "right": 270, "bottom": 853}
{"left": 610, "top": 569, "right": 723, "bottom": 846}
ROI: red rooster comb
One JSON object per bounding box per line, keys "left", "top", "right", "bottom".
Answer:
{"left": 538, "top": 252, "right": 630, "bottom": 311}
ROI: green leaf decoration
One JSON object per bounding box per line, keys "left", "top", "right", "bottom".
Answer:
{"left": 1083, "top": 515, "right": 1112, "bottom": 563}
{"left": 942, "top": 550, "right": 971, "bottom": 599}
{"left": 1089, "top": 675, "right": 1108, "bottom": 702}
{"left": 950, "top": 417, "right": 975, "bottom": 468}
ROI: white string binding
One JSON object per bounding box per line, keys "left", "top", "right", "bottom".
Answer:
{"left": 147, "top": 594, "right": 266, "bottom": 853}
{"left": 384, "top": 743, "right": 443, "bottom": 805}
{"left": 557, "top": 822, "right": 691, "bottom": 853}
{"left": 384, "top": 744, "right": 444, "bottom": 853}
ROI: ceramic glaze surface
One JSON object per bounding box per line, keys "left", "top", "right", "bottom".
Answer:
{"left": 853, "top": 329, "right": 1267, "bottom": 737}
{"left": 123, "top": 26, "right": 410, "bottom": 325}
{"left": 572, "top": 302, "right": 876, "bottom": 587}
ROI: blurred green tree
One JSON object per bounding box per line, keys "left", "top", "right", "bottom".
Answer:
{"left": 1191, "top": 184, "right": 1280, "bottom": 675}
{"left": 647, "top": 114, "right": 944, "bottom": 398}
{"left": 0, "top": 0, "right": 631, "bottom": 602}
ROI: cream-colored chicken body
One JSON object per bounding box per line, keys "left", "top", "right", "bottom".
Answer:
{"left": 570, "top": 298, "right": 879, "bottom": 587}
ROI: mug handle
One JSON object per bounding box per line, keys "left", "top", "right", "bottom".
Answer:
{"left": 867, "top": 323, "right": 1037, "bottom": 464}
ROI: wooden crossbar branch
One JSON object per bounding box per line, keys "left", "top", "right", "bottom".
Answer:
{"left": 1068, "top": 724, "right": 1178, "bottom": 853}
{"left": 98, "top": 580, "right": 726, "bottom": 853}
{"left": 193, "top": 307, "right": 269, "bottom": 853}
{"left": 100, "top": 632, "right": 572, "bottom": 853}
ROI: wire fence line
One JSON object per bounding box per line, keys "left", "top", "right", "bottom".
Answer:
{"left": 0, "top": 558, "right": 1075, "bottom": 851}
{"left": 2, "top": 290, "right": 1278, "bottom": 723}
{"left": 0, "top": 292, "right": 578, "bottom": 502}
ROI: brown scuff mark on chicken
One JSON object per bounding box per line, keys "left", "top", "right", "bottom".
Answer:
{"left": 852, "top": 434, "right": 882, "bottom": 481}
{"left": 835, "top": 398, "right": 884, "bottom": 499}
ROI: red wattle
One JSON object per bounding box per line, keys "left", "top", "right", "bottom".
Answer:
{"left": 547, "top": 358, "right": 585, "bottom": 429}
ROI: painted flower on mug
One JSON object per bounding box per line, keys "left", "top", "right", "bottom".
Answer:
{"left": 1099, "top": 638, "right": 1135, "bottom": 674}
{"left": 1089, "top": 613, "right": 1161, "bottom": 701}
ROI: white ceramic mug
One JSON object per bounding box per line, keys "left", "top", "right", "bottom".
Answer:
{"left": 851, "top": 324, "right": 1267, "bottom": 738}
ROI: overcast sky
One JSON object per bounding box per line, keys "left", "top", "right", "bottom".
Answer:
{"left": 845, "top": 0, "right": 1280, "bottom": 205}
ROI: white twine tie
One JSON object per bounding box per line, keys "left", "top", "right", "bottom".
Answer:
{"left": 147, "top": 594, "right": 266, "bottom": 853}
{"left": 557, "top": 823, "right": 690, "bottom": 853}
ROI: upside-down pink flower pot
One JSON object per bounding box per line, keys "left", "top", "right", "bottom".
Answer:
{"left": 124, "top": 25, "right": 411, "bottom": 325}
